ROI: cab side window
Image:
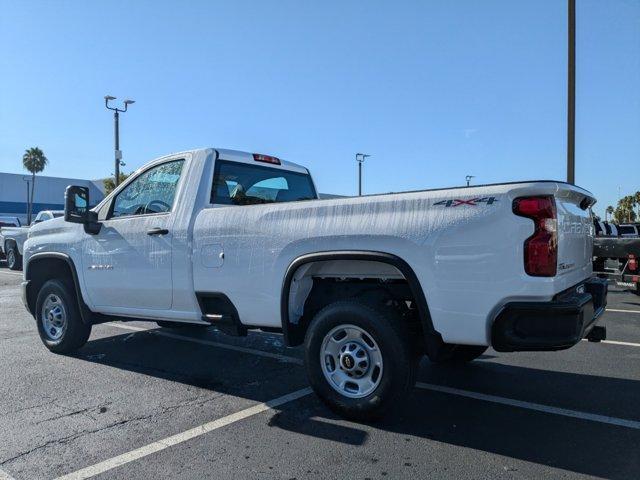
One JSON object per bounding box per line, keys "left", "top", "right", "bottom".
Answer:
{"left": 111, "top": 160, "right": 184, "bottom": 218}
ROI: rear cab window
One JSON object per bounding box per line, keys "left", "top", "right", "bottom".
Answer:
{"left": 211, "top": 160, "right": 316, "bottom": 206}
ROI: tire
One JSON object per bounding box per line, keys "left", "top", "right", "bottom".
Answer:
{"left": 36, "top": 279, "right": 91, "bottom": 353}
{"left": 304, "top": 301, "right": 418, "bottom": 421}
{"left": 635, "top": 282, "right": 640, "bottom": 297}
{"left": 428, "top": 344, "right": 488, "bottom": 364}
{"left": 6, "top": 244, "right": 22, "bottom": 271}
{"left": 156, "top": 321, "right": 209, "bottom": 329}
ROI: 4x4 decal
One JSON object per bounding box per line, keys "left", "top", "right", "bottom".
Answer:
{"left": 433, "top": 197, "right": 499, "bottom": 207}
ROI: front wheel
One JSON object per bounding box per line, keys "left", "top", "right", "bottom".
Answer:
{"left": 36, "top": 279, "right": 91, "bottom": 353}
{"left": 304, "top": 301, "right": 418, "bottom": 421}
{"left": 6, "top": 245, "right": 22, "bottom": 271}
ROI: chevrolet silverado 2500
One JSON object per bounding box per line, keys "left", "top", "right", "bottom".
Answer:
{"left": 21, "top": 148, "right": 607, "bottom": 419}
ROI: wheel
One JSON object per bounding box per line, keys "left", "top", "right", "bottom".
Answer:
{"left": 6, "top": 244, "right": 22, "bottom": 271}
{"left": 36, "top": 279, "right": 91, "bottom": 353}
{"left": 635, "top": 282, "right": 640, "bottom": 296}
{"left": 304, "top": 301, "right": 418, "bottom": 421}
{"left": 156, "top": 321, "right": 209, "bottom": 329}
{"left": 428, "top": 344, "right": 488, "bottom": 364}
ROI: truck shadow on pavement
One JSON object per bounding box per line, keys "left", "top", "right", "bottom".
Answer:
{"left": 76, "top": 328, "right": 640, "bottom": 480}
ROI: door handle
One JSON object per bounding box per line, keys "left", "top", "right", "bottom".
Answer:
{"left": 147, "top": 228, "right": 169, "bottom": 236}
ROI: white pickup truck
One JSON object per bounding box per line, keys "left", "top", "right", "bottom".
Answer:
{"left": 21, "top": 148, "right": 607, "bottom": 419}
{"left": 0, "top": 210, "right": 63, "bottom": 270}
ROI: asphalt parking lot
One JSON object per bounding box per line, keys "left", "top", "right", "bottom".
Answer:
{"left": 1, "top": 264, "right": 639, "bottom": 480}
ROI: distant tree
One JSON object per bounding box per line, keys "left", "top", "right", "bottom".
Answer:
{"left": 103, "top": 172, "right": 130, "bottom": 194}
{"left": 614, "top": 196, "right": 637, "bottom": 224}
{"left": 22, "top": 147, "right": 48, "bottom": 224}
{"left": 605, "top": 205, "right": 614, "bottom": 222}
{"left": 635, "top": 191, "right": 640, "bottom": 219}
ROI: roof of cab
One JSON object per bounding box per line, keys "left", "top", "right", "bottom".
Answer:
{"left": 147, "top": 148, "right": 309, "bottom": 175}
{"left": 214, "top": 148, "right": 310, "bottom": 174}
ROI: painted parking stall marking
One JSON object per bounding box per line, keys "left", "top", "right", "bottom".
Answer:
{"left": 601, "top": 339, "right": 640, "bottom": 347}
{"left": 0, "top": 270, "right": 22, "bottom": 277}
{"left": 0, "top": 468, "right": 16, "bottom": 480}
{"left": 606, "top": 308, "right": 640, "bottom": 315}
{"left": 54, "top": 388, "right": 313, "bottom": 480}
{"left": 417, "top": 383, "right": 640, "bottom": 430}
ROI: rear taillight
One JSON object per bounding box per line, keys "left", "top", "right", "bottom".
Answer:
{"left": 513, "top": 195, "right": 557, "bottom": 277}
{"left": 629, "top": 255, "right": 637, "bottom": 272}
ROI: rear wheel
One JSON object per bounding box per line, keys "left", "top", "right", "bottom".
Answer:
{"left": 36, "top": 279, "right": 91, "bottom": 353}
{"left": 6, "top": 245, "right": 22, "bottom": 270}
{"left": 304, "top": 301, "right": 418, "bottom": 421}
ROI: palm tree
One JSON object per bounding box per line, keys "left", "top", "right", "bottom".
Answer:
{"left": 605, "top": 205, "right": 614, "bottom": 222}
{"left": 635, "top": 191, "right": 640, "bottom": 219}
{"left": 22, "top": 147, "right": 48, "bottom": 224}
{"left": 620, "top": 196, "right": 636, "bottom": 223}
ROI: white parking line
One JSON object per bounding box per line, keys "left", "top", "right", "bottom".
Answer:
{"left": 602, "top": 339, "right": 640, "bottom": 347}
{"left": 105, "top": 323, "right": 303, "bottom": 365}
{"left": 0, "top": 270, "right": 22, "bottom": 277}
{"left": 0, "top": 468, "right": 16, "bottom": 480}
{"left": 581, "top": 338, "right": 640, "bottom": 347}
{"left": 54, "top": 387, "right": 312, "bottom": 480}
{"left": 607, "top": 308, "right": 640, "bottom": 315}
{"left": 416, "top": 382, "right": 640, "bottom": 430}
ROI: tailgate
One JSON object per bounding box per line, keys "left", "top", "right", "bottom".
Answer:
{"left": 555, "top": 187, "right": 594, "bottom": 277}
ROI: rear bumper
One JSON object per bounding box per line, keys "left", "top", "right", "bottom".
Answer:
{"left": 492, "top": 277, "right": 608, "bottom": 352}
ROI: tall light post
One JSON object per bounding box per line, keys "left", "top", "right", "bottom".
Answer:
{"left": 465, "top": 175, "right": 475, "bottom": 187}
{"left": 22, "top": 177, "right": 31, "bottom": 224}
{"left": 567, "top": 0, "right": 576, "bottom": 184}
{"left": 356, "top": 153, "right": 370, "bottom": 196}
{"left": 104, "top": 96, "right": 135, "bottom": 187}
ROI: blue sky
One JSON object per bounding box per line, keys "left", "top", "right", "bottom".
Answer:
{"left": 1, "top": 0, "right": 638, "bottom": 216}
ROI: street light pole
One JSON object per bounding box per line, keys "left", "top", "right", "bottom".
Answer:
{"left": 356, "top": 153, "right": 371, "bottom": 196}
{"left": 22, "top": 177, "right": 31, "bottom": 224}
{"left": 105, "top": 96, "right": 135, "bottom": 187}
{"left": 114, "top": 109, "right": 120, "bottom": 186}
{"left": 465, "top": 175, "right": 475, "bottom": 187}
{"left": 567, "top": 0, "right": 576, "bottom": 184}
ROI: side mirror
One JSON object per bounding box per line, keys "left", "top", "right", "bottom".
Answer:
{"left": 65, "top": 185, "right": 101, "bottom": 234}
{"left": 65, "top": 186, "right": 90, "bottom": 223}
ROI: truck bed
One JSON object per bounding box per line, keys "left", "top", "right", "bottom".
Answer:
{"left": 192, "top": 179, "right": 595, "bottom": 345}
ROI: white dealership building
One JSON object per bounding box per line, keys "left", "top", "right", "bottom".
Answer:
{"left": 0, "top": 172, "right": 104, "bottom": 224}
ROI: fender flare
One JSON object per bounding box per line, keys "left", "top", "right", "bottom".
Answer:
{"left": 25, "top": 252, "right": 96, "bottom": 325}
{"left": 279, "top": 250, "right": 441, "bottom": 347}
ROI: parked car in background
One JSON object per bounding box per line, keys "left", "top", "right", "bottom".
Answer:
{"left": 595, "top": 221, "right": 620, "bottom": 237}
{"left": 21, "top": 148, "right": 607, "bottom": 419}
{"left": 0, "top": 210, "right": 63, "bottom": 270}
{"left": 618, "top": 224, "right": 639, "bottom": 238}
{"left": 0, "top": 216, "right": 22, "bottom": 228}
